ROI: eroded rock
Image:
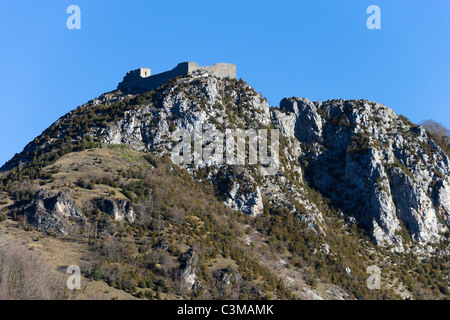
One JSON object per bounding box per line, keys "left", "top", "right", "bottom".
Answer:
{"left": 23, "top": 189, "right": 84, "bottom": 236}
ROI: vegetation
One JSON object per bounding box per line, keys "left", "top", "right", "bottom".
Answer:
{"left": 421, "top": 119, "right": 450, "bottom": 157}
{"left": 82, "top": 155, "right": 293, "bottom": 300}
{"left": 0, "top": 240, "right": 65, "bottom": 299}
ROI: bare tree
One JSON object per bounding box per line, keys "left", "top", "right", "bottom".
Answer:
{"left": 421, "top": 119, "right": 450, "bottom": 144}
{"left": 169, "top": 206, "right": 185, "bottom": 224}
{"left": 135, "top": 196, "right": 155, "bottom": 225}
{"left": 0, "top": 241, "right": 65, "bottom": 299}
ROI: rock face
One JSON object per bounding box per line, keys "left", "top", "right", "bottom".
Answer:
{"left": 273, "top": 97, "right": 449, "bottom": 248}
{"left": 179, "top": 249, "right": 200, "bottom": 290}
{"left": 98, "top": 72, "right": 326, "bottom": 234}
{"left": 102, "top": 71, "right": 279, "bottom": 219}
{"left": 23, "top": 189, "right": 84, "bottom": 236}
{"left": 94, "top": 199, "right": 135, "bottom": 223}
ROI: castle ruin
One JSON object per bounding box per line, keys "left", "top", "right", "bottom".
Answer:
{"left": 117, "top": 62, "right": 236, "bottom": 92}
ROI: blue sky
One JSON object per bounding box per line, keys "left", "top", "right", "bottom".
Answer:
{"left": 0, "top": 0, "right": 449, "bottom": 166}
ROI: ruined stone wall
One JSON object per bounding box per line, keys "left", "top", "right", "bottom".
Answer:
{"left": 117, "top": 62, "right": 236, "bottom": 92}
{"left": 186, "top": 62, "right": 236, "bottom": 79}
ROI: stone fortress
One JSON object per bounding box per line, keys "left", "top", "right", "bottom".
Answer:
{"left": 117, "top": 62, "right": 236, "bottom": 92}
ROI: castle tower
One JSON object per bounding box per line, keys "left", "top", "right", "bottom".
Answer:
{"left": 139, "top": 68, "right": 151, "bottom": 78}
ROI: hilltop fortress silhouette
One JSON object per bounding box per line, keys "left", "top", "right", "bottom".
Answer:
{"left": 117, "top": 62, "right": 236, "bottom": 92}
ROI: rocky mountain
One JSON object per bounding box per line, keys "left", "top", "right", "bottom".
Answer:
{"left": 0, "top": 70, "right": 448, "bottom": 300}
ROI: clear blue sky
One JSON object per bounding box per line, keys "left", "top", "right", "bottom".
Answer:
{"left": 1, "top": 0, "right": 449, "bottom": 166}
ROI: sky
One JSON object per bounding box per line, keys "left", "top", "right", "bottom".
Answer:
{"left": 0, "top": 0, "right": 449, "bottom": 166}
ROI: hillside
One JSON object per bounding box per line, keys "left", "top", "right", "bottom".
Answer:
{"left": 0, "top": 70, "right": 448, "bottom": 300}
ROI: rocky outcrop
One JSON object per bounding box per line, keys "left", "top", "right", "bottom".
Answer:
{"left": 273, "top": 97, "right": 449, "bottom": 249}
{"left": 94, "top": 198, "right": 135, "bottom": 223}
{"left": 213, "top": 268, "right": 242, "bottom": 286}
{"left": 23, "top": 189, "right": 84, "bottom": 236}
{"left": 389, "top": 167, "right": 441, "bottom": 244}
{"left": 224, "top": 182, "right": 263, "bottom": 217}
{"left": 215, "top": 167, "right": 264, "bottom": 217}
{"left": 179, "top": 249, "right": 201, "bottom": 290}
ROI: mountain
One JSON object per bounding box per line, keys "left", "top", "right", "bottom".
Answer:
{"left": 0, "top": 69, "right": 448, "bottom": 300}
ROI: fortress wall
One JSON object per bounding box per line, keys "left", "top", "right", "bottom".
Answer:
{"left": 117, "top": 62, "right": 236, "bottom": 92}
{"left": 118, "top": 63, "right": 189, "bottom": 92}
{"left": 138, "top": 63, "right": 188, "bottom": 91}
{"left": 196, "top": 63, "right": 236, "bottom": 79}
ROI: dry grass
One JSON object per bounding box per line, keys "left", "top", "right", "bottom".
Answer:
{"left": 0, "top": 231, "right": 65, "bottom": 299}
{"left": 40, "top": 146, "right": 150, "bottom": 207}
{"left": 0, "top": 192, "right": 12, "bottom": 211}
{"left": 0, "top": 213, "right": 134, "bottom": 300}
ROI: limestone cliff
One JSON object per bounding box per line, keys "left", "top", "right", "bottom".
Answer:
{"left": 273, "top": 97, "right": 449, "bottom": 250}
